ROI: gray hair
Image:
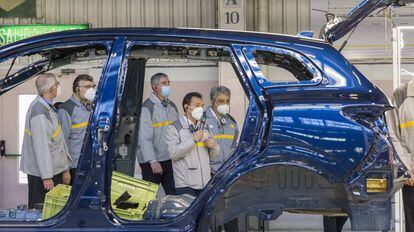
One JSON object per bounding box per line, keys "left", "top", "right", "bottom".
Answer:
{"left": 150, "top": 73, "right": 168, "bottom": 89}
{"left": 35, "top": 73, "right": 57, "bottom": 95}
{"left": 210, "top": 86, "right": 231, "bottom": 101}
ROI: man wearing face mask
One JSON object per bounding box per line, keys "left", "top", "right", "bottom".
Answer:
{"left": 205, "top": 86, "right": 240, "bottom": 231}
{"left": 58, "top": 74, "right": 96, "bottom": 185}
{"left": 166, "top": 92, "right": 220, "bottom": 197}
{"left": 21, "top": 73, "right": 71, "bottom": 209}
{"left": 136, "top": 73, "right": 178, "bottom": 195}
{"left": 205, "top": 86, "right": 239, "bottom": 175}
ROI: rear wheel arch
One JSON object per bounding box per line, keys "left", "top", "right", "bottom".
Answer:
{"left": 197, "top": 163, "right": 348, "bottom": 231}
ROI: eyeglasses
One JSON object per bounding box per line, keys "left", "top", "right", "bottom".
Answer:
{"left": 78, "top": 85, "right": 96, "bottom": 89}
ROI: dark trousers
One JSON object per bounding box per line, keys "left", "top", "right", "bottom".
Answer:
{"left": 69, "top": 168, "right": 76, "bottom": 186}
{"left": 27, "top": 172, "right": 63, "bottom": 209}
{"left": 175, "top": 187, "right": 202, "bottom": 197}
{"left": 403, "top": 185, "right": 414, "bottom": 232}
{"left": 139, "top": 160, "right": 176, "bottom": 195}
{"left": 323, "top": 216, "right": 348, "bottom": 232}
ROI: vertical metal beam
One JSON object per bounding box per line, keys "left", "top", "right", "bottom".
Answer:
{"left": 392, "top": 25, "right": 403, "bottom": 232}
{"left": 393, "top": 27, "right": 401, "bottom": 92}
{"left": 393, "top": 26, "right": 414, "bottom": 232}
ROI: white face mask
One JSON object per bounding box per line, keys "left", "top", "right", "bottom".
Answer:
{"left": 56, "top": 85, "right": 62, "bottom": 97}
{"left": 191, "top": 107, "right": 204, "bottom": 121}
{"left": 217, "top": 104, "right": 230, "bottom": 115}
{"left": 83, "top": 88, "right": 96, "bottom": 102}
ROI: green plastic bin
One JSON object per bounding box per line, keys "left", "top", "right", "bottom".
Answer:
{"left": 111, "top": 171, "right": 159, "bottom": 207}
{"left": 42, "top": 171, "right": 159, "bottom": 220}
{"left": 41, "top": 184, "right": 71, "bottom": 220}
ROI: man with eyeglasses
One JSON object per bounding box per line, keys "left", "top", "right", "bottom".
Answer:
{"left": 21, "top": 73, "right": 71, "bottom": 209}
{"left": 58, "top": 74, "right": 96, "bottom": 185}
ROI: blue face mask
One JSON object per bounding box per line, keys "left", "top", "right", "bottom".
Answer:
{"left": 161, "top": 86, "right": 171, "bottom": 98}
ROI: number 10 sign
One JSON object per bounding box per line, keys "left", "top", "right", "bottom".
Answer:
{"left": 219, "top": 0, "right": 245, "bottom": 30}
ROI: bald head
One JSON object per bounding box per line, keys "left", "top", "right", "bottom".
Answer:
{"left": 35, "top": 73, "right": 57, "bottom": 96}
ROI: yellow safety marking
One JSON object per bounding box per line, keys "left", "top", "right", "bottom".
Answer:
{"left": 52, "top": 125, "right": 62, "bottom": 139}
{"left": 25, "top": 128, "right": 32, "bottom": 136}
{"left": 71, "top": 121, "right": 88, "bottom": 129}
{"left": 400, "top": 120, "right": 414, "bottom": 129}
{"left": 213, "top": 134, "right": 235, "bottom": 140}
{"left": 195, "top": 142, "right": 205, "bottom": 147}
{"left": 152, "top": 120, "right": 173, "bottom": 128}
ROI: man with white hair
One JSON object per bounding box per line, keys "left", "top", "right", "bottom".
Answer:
{"left": 20, "top": 73, "right": 71, "bottom": 209}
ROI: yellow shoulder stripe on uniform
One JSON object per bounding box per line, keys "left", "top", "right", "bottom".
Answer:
{"left": 195, "top": 142, "right": 205, "bottom": 147}
{"left": 400, "top": 121, "right": 414, "bottom": 129}
{"left": 71, "top": 121, "right": 88, "bottom": 129}
{"left": 213, "top": 134, "right": 235, "bottom": 140}
{"left": 152, "top": 120, "right": 173, "bottom": 128}
{"left": 25, "top": 128, "right": 32, "bottom": 136}
{"left": 52, "top": 125, "right": 62, "bottom": 139}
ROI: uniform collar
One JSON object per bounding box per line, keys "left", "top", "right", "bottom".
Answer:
{"left": 71, "top": 95, "right": 90, "bottom": 111}
{"left": 150, "top": 93, "right": 162, "bottom": 104}
{"left": 180, "top": 115, "right": 201, "bottom": 129}
{"left": 43, "top": 97, "right": 53, "bottom": 106}
{"left": 207, "top": 106, "right": 220, "bottom": 123}
{"left": 38, "top": 96, "right": 54, "bottom": 111}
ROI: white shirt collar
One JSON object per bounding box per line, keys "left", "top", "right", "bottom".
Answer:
{"left": 183, "top": 115, "right": 197, "bottom": 126}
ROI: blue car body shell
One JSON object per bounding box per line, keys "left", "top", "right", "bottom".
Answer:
{"left": 0, "top": 26, "right": 407, "bottom": 231}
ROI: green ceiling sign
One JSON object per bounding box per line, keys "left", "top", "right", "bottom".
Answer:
{"left": 0, "top": 24, "right": 90, "bottom": 46}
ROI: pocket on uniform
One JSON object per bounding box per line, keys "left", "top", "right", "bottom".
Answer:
{"left": 184, "top": 152, "right": 198, "bottom": 170}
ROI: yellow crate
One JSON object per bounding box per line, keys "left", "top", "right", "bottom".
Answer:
{"left": 42, "top": 184, "right": 71, "bottom": 220}
{"left": 42, "top": 172, "right": 159, "bottom": 220}
{"left": 111, "top": 171, "right": 159, "bottom": 208}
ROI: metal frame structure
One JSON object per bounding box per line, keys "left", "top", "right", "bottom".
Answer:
{"left": 0, "top": 27, "right": 407, "bottom": 231}
{"left": 393, "top": 26, "right": 414, "bottom": 232}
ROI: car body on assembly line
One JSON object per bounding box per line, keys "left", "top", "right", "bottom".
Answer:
{"left": 0, "top": 0, "right": 412, "bottom": 231}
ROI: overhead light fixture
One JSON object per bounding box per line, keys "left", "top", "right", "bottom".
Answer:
{"left": 61, "top": 68, "right": 75, "bottom": 75}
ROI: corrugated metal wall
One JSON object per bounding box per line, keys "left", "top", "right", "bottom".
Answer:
{"left": 0, "top": 0, "right": 217, "bottom": 28}
{"left": 0, "top": 0, "right": 310, "bottom": 34}
{"left": 246, "top": 0, "right": 311, "bottom": 34}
